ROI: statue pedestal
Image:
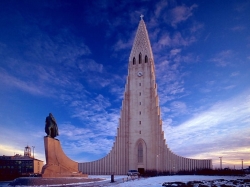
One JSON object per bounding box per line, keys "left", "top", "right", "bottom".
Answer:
{"left": 42, "top": 136, "right": 87, "bottom": 178}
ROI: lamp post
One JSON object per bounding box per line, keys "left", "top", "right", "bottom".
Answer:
{"left": 156, "top": 155, "right": 159, "bottom": 176}
{"left": 219, "top": 157, "right": 222, "bottom": 170}
{"left": 32, "top": 146, "right": 35, "bottom": 158}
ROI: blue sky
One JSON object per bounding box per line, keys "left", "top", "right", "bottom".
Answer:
{"left": 0, "top": 0, "right": 249, "bottom": 169}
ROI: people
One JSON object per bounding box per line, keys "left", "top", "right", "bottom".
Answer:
{"left": 45, "top": 113, "right": 59, "bottom": 138}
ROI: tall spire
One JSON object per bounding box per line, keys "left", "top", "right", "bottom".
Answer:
{"left": 129, "top": 17, "right": 154, "bottom": 62}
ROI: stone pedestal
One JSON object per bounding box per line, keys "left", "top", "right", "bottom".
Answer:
{"left": 42, "top": 136, "right": 87, "bottom": 178}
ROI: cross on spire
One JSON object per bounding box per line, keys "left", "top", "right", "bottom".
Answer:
{"left": 140, "top": 14, "right": 144, "bottom": 20}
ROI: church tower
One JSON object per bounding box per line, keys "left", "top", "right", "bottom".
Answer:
{"left": 79, "top": 17, "right": 212, "bottom": 174}
{"left": 126, "top": 15, "right": 164, "bottom": 172}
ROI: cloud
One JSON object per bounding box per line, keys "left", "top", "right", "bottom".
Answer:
{"left": 170, "top": 48, "right": 181, "bottom": 57}
{"left": 190, "top": 22, "right": 204, "bottom": 33}
{"left": 164, "top": 91, "right": 250, "bottom": 167}
{"left": 210, "top": 50, "right": 234, "bottom": 67}
{"left": 113, "top": 37, "right": 134, "bottom": 51}
{"left": 230, "top": 26, "right": 245, "bottom": 32}
{"left": 170, "top": 101, "right": 187, "bottom": 114}
{"left": 199, "top": 88, "right": 211, "bottom": 93}
{"left": 154, "top": 0, "right": 168, "bottom": 18}
{"left": 204, "top": 33, "right": 211, "bottom": 42}
{"left": 0, "top": 125, "right": 46, "bottom": 162}
{"left": 0, "top": 68, "right": 50, "bottom": 97}
{"left": 23, "top": 30, "right": 91, "bottom": 66}
{"left": 155, "top": 58, "right": 187, "bottom": 107}
{"left": 170, "top": 4, "right": 198, "bottom": 27}
{"left": 78, "top": 59, "right": 103, "bottom": 73}
{"left": 235, "top": 1, "right": 250, "bottom": 12}
{"left": 156, "top": 32, "right": 196, "bottom": 49}
{"left": 59, "top": 114, "right": 119, "bottom": 161}
{"left": 223, "top": 85, "right": 236, "bottom": 90}
{"left": 230, "top": 71, "right": 239, "bottom": 77}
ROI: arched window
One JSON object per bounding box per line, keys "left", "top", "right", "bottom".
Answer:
{"left": 139, "top": 53, "right": 142, "bottom": 64}
{"left": 138, "top": 142, "right": 143, "bottom": 163}
{"left": 145, "top": 55, "right": 148, "bottom": 63}
{"left": 133, "top": 57, "right": 136, "bottom": 65}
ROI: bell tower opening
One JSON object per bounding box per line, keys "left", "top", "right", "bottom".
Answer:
{"left": 133, "top": 57, "right": 136, "bottom": 65}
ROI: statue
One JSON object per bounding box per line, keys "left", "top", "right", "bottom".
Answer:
{"left": 45, "top": 113, "right": 59, "bottom": 138}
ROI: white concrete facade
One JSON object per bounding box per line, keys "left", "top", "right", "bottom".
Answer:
{"left": 79, "top": 18, "right": 212, "bottom": 175}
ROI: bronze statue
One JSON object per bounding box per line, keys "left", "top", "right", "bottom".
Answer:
{"left": 45, "top": 113, "right": 59, "bottom": 138}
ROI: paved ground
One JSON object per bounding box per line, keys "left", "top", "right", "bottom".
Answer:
{"left": 8, "top": 175, "right": 130, "bottom": 186}
{"left": 9, "top": 177, "right": 104, "bottom": 186}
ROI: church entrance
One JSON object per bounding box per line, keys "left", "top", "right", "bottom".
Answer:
{"left": 138, "top": 168, "right": 145, "bottom": 175}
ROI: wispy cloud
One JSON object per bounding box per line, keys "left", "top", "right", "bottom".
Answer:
{"left": 169, "top": 101, "right": 188, "bottom": 116}
{"left": 230, "top": 26, "right": 245, "bottom": 32}
{"left": 164, "top": 90, "right": 250, "bottom": 168}
{"left": 170, "top": 4, "right": 198, "bottom": 27}
{"left": 235, "top": 1, "right": 250, "bottom": 12}
{"left": 0, "top": 67, "right": 52, "bottom": 97}
{"left": 230, "top": 71, "right": 239, "bottom": 77}
{"left": 170, "top": 48, "right": 182, "bottom": 57}
{"left": 223, "top": 85, "right": 236, "bottom": 90}
{"left": 210, "top": 50, "right": 234, "bottom": 67}
{"left": 59, "top": 114, "right": 119, "bottom": 161}
{"left": 190, "top": 22, "right": 204, "bottom": 33}
{"left": 78, "top": 59, "right": 103, "bottom": 73}
{"left": 156, "top": 32, "right": 196, "bottom": 49}
{"left": 154, "top": 0, "right": 168, "bottom": 18}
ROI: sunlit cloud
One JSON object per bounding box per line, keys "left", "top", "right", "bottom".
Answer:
{"left": 164, "top": 91, "right": 250, "bottom": 168}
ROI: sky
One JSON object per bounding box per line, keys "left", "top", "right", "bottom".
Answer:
{"left": 0, "top": 0, "right": 249, "bottom": 170}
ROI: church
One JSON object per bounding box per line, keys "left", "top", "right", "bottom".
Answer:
{"left": 79, "top": 17, "right": 212, "bottom": 175}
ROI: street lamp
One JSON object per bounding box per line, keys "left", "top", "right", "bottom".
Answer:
{"left": 32, "top": 146, "right": 35, "bottom": 158}
{"left": 156, "top": 155, "right": 159, "bottom": 175}
{"left": 219, "top": 157, "right": 222, "bottom": 170}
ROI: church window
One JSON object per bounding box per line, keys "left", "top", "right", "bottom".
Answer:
{"left": 138, "top": 142, "right": 143, "bottom": 163}
{"left": 139, "top": 102, "right": 141, "bottom": 105}
{"left": 139, "top": 131, "right": 141, "bottom": 134}
{"left": 139, "top": 83, "right": 141, "bottom": 86}
{"left": 139, "top": 121, "right": 141, "bottom": 124}
{"left": 145, "top": 55, "right": 148, "bottom": 63}
{"left": 139, "top": 111, "right": 141, "bottom": 115}
{"left": 139, "top": 92, "right": 141, "bottom": 96}
{"left": 133, "top": 57, "right": 136, "bottom": 65}
{"left": 139, "top": 53, "right": 142, "bottom": 64}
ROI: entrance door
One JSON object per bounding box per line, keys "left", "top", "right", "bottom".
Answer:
{"left": 138, "top": 168, "right": 144, "bottom": 175}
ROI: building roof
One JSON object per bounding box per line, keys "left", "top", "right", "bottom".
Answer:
{"left": 0, "top": 155, "right": 43, "bottom": 162}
